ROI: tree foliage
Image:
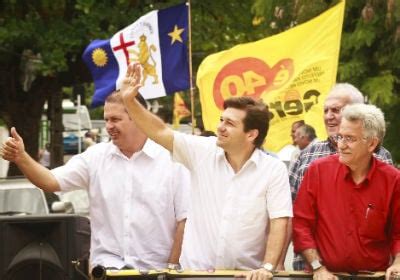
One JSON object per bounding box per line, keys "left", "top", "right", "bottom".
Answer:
{"left": 1, "top": 0, "right": 399, "bottom": 172}
{"left": 251, "top": 0, "right": 400, "bottom": 164}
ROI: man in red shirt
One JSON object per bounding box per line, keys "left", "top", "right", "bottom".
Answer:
{"left": 293, "top": 103, "right": 400, "bottom": 280}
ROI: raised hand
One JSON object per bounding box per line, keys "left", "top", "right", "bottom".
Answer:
{"left": 1, "top": 127, "right": 26, "bottom": 163}
{"left": 120, "top": 62, "right": 143, "bottom": 103}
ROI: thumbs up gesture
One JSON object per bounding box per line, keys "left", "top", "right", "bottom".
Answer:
{"left": 1, "top": 127, "right": 26, "bottom": 163}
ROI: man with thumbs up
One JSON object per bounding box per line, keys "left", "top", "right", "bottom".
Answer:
{"left": 1, "top": 92, "right": 190, "bottom": 271}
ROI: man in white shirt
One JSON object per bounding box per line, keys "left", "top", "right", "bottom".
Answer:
{"left": 120, "top": 63, "right": 292, "bottom": 280}
{"left": 1, "top": 92, "right": 190, "bottom": 270}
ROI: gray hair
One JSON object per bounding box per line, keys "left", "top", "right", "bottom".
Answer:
{"left": 298, "top": 124, "right": 317, "bottom": 141}
{"left": 342, "top": 104, "right": 386, "bottom": 144}
{"left": 327, "top": 83, "right": 364, "bottom": 104}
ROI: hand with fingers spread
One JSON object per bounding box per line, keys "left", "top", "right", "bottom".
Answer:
{"left": 120, "top": 62, "right": 143, "bottom": 103}
{"left": 1, "top": 127, "right": 26, "bottom": 163}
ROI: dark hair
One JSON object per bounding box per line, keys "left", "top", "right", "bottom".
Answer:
{"left": 200, "top": 130, "right": 216, "bottom": 137}
{"left": 223, "top": 97, "right": 270, "bottom": 148}
{"left": 105, "top": 91, "right": 147, "bottom": 108}
{"left": 292, "top": 120, "right": 305, "bottom": 128}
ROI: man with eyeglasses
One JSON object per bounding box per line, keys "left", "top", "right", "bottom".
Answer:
{"left": 287, "top": 83, "right": 393, "bottom": 271}
{"left": 293, "top": 103, "right": 400, "bottom": 279}
{"left": 289, "top": 83, "right": 392, "bottom": 197}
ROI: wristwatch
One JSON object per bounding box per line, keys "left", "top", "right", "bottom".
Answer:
{"left": 261, "top": 262, "right": 275, "bottom": 273}
{"left": 310, "top": 259, "right": 323, "bottom": 271}
{"left": 167, "top": 263, "right": 181, "bottom": 270}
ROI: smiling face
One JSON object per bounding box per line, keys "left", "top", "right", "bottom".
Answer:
{"left": 104, "top": 102, "right": 140, "bottom": 151}
{"left": 323, "top": 95, "right": 351, "bottom": 137}
{"left": 337, "top": 119, "right": 377, "bottom": 169}
{"left": 216, "top": 107, "right": 256, "bottom": 152}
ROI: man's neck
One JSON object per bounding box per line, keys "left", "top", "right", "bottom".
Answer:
{"left": 225, "top": 146, "right": 256, "bottom": 173}
{"left": 119, "top": 136, "right": 147, "bottom": 158}
{"left": 348, "top": 157, "right": 372, "bottom": 185}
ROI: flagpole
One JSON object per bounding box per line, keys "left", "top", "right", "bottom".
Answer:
{"left": 187, "top": 0, "right": 195, "bottom": 135}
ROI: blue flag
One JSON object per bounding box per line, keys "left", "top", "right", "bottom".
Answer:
{"left": 82, "top": 3, "right": 190, "bottom": 107}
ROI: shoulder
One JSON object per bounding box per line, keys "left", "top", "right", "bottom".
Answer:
{"left": 84, "top": 141, "right": 111, "bottom": 154}
{"left": 258, "top": 150, "right": 287, "bottom": 171}
{"left": 374, "top": 157, "right": 399, "bottom": 176}
{"left": 175, "top": 131, "right": 216, "bottom": 144}
{"left": 307, "top": 154, "right": 339, "bottom": 170}
{"left": 145, "top": 139, "right": 171, "bottom": 156}
{"left": 173, "top": 131, "right": 218, "bottom": 155}
{"left": 298, "top": 140, "right": 332, "bottom": 162}
{"left": 373, "top": 146, "right": 393, "bottom": 165}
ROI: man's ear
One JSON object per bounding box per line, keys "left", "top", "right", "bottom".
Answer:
{"left": 247, "top": 129, "right": 259, "bottom": 143}
{"left": 368, "top": 136, "right": 379, "bottom": 153}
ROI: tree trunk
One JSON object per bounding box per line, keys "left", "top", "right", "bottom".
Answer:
{"left": 5, "top": 101, "right": 46, "bottom": 176}
{"left": 48, "top": 87, "right": 64, "bottom": 168}
{"left": 3, "top": 76, "right": 54, "bottom": 177}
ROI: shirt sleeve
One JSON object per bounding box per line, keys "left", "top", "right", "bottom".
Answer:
{"left": 391, "top": 171, "right": 400, "bottom": 256}
{"left": 172, "top": 162, "right": 191, "bottom": 222}
{"left": 172, "top": 131, "right": 216, "bottom": 171}
{"left": 51, "top": 153, "right": 90, "bottom": 192}
{"left": 292, "top": 162, "right": 319, "bottom": 253}
{"left": 288, "top": 151, "right": 304, "bottom": 199}
{"left": 266, "top": 159, "right": 293, "bottom": 219}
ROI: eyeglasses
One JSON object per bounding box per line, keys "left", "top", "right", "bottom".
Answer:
{"left": 332, "top": 134, "right": 367, "bottom": 144}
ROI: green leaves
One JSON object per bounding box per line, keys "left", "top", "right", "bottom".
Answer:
{"left": 361, "top": 72, "right": 396, "bottom": 106}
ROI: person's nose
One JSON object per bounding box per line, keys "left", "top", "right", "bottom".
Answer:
{"left": 325, "top": 109, "right": 335, "bottom": 120}
{"left": 105, "top": 121, "right": 113, "bottom": 131}
{"left": 337, "top": 138, "right": 348, "bottom": 150}
{"left": 217, "top": 122, "right": 225, "bottom": 133}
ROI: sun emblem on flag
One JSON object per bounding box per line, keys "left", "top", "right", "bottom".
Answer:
{"left": 92, "top": 48, "right": 108, "bottom": 67}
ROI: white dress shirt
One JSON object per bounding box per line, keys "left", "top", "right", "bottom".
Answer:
{"left": 52, "top": 139, "right": 190, "bottom": 269}
{"left": 173, "top": 132, "right": 292, "bottom": 270}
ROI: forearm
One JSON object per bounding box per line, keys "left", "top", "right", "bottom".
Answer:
{"left": 392, "top": 253, "right": 400, "bottom": 266}
{"left": 276, "top": 218, "right": 292, "bottom": 270}
{"left": 264, "top": 217, "right": 289, "bottom": 267}
{"left": 123, "top": 96, "right": 174, "bottom": 152}
{"left": 167, "top": 219, "right": 186, "bottom": 264}
{"left": 301, "top": 248, "right": 322, "bottom": 264}
{"left": 16, "top": 151, "right": 60, "bottom": 192}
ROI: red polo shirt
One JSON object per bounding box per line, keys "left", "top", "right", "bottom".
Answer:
{"left": 293, "top": 154, "right": 400, "bottom": 272}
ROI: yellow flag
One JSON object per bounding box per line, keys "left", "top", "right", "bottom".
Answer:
{"left": 197, "top": 1, "right": 345, "bottom": 152}
{"left": 173, "top": 92, "right": 191, "bottom": 129}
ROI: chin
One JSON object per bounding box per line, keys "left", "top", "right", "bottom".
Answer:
{"left": 326, "top": 127, "right": 339, "bottom": 136}
{"left": 339, "top": 155, "right": 350, "bottom": 165}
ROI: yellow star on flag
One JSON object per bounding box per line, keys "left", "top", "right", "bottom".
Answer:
{"left": 168, "top": 25, "right": 184, "bottom": 45}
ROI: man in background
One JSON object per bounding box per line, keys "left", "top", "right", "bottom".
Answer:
{"left": 293, "top": 124, "right": 317, "bottom": 152}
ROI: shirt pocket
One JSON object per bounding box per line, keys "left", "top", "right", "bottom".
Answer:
{"left": 359, "top": 206, "right": 387, "bottom": 242}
